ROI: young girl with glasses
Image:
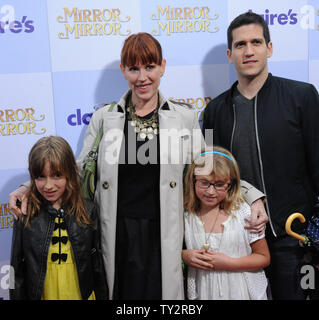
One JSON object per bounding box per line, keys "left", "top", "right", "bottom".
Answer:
{"left": 183, "top": 146, "right": 270, "bottom": 300}
{"left": 10, "top": 136, "right": 108, "bottom": 300}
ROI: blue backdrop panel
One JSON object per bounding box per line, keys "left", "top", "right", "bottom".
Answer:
{"left": 309, "top": 60, "right": 319, "bottom": 92}
{"left": 308, "top": 0, "right": 319, "bottom": 60}
{"left": 53, "top": 68, "right": 128, "bottom": 156}
{"left": 268, "top": 60, "right": 309, "bottom": 82}
{"left": 0, "top": 72, "right": 56, "bottom": 170}
{"left": 0, "top": 0, "right": 51, "bottom": 74}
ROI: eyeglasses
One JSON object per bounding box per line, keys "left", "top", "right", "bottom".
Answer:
{"left": 195, "top": 179, "right": 231, "bottom": 191}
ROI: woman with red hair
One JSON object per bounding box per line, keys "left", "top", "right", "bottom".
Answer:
{"left": 77, "top": 32, "right": 203, "bottom": 299}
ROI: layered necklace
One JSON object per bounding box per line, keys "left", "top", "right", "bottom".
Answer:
{"left": 127, "top": 95, "right": 159, "bottom": 141}
{"left": 198, "top": 210, "right": 221, "bottom": 251}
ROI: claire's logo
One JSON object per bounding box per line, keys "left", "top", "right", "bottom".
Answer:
{"left": 250, "top": 6, "right": 319, "bottom": 30}
{"left": 250, "top": 9, "right": 297, "bottom": 25}
{"left": 67, "top": 109, "right": 93, "bottom": 126}
{"left": 0, "top": 5, "right": 35, "bottom": 34}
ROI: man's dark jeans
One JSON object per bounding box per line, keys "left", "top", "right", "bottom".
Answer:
{"left": 266, "top": 233, "right": 311, "bottom": 300}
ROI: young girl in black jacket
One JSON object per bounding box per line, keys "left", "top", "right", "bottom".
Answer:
{"left": 10, "top": 136, "right": 108, "bottom": 300}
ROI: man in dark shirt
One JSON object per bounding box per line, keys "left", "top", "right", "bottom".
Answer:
{"left": 231, "top": 87, "right": 263, "bottom": 192}
{"left": 203, "top": 12, "right": 319, "bottom": 299}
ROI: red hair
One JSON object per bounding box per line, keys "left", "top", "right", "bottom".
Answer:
{"left": 121, "top": 32, "right": 163, "bottom": 67}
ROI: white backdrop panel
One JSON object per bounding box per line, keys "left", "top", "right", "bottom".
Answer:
{"left": 47, "top": 0, "right": 142, "bottom": 72}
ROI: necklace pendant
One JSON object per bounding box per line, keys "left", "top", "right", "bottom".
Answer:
{"left": 139, "top": 132, "right": 147, "bottom": 140}
{"left": 203, "top": 243, "right": 210, "bottom": 251}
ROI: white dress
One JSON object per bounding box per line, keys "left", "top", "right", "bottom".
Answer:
{"left": 184, "top": 202, "right": 268, "bottom": 300}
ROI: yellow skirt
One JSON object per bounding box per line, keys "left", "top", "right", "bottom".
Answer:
{"left": 42, "top": 216, "right": 95, "bottom": 300}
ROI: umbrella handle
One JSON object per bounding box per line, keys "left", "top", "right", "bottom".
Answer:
{"left": 285, "top": 213, "right": 307, "bottom": 243}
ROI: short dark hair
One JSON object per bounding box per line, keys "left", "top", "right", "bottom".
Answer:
{"left": 227, "top": 11, "right": 271, "bottom": 50}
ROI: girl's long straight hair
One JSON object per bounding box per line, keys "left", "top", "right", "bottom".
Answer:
{"left": 25, "top": 136, "right": 91, "bottom": 226}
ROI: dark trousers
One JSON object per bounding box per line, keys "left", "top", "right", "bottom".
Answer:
{"left": 266, "top": 233, "right": 310, "bottom": 300}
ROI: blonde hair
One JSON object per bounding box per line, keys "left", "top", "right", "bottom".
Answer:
{"left": 184, "top": 146, "right": 244, "bottom": 214}
{"left": 25, "top": 136, "right": 91, "bottom": 226}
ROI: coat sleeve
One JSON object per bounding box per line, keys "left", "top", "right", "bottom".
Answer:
{"left": 300, "top": 84, "right": 319, "bottom": 195}
{"left": 9, "top": 219, "right": 27, "bottom": 300}
{"left": 240, "top": 180, "right": 265, "bottom": 206}
{"left": 90, "top": 204, "right": 109, "bottom": 300}
{"left": 202, "top": 100, "right": 216, "bottom": 146}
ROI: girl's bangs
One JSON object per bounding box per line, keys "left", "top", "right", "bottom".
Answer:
{"left": 31, "top": 152, "right": 65, "bottom": 179}
{"left": 211, "top": 159, "right": 231, "bottom": 181}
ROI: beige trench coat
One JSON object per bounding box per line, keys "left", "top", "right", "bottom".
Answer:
{"left": 77, "top": 91, "right": 204, "bottom": 299}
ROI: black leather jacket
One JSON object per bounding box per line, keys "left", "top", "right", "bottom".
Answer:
{"left": 10, "top": 201, "right": 108, "bottom": 300}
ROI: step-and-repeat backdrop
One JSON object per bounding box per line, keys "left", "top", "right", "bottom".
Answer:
{"left": 0, "top": 0, "right": 318, "bottom": 299}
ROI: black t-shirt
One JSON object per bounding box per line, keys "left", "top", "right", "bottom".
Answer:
{"left": 232, "top": 87, "right": 264, "bottom": 192}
